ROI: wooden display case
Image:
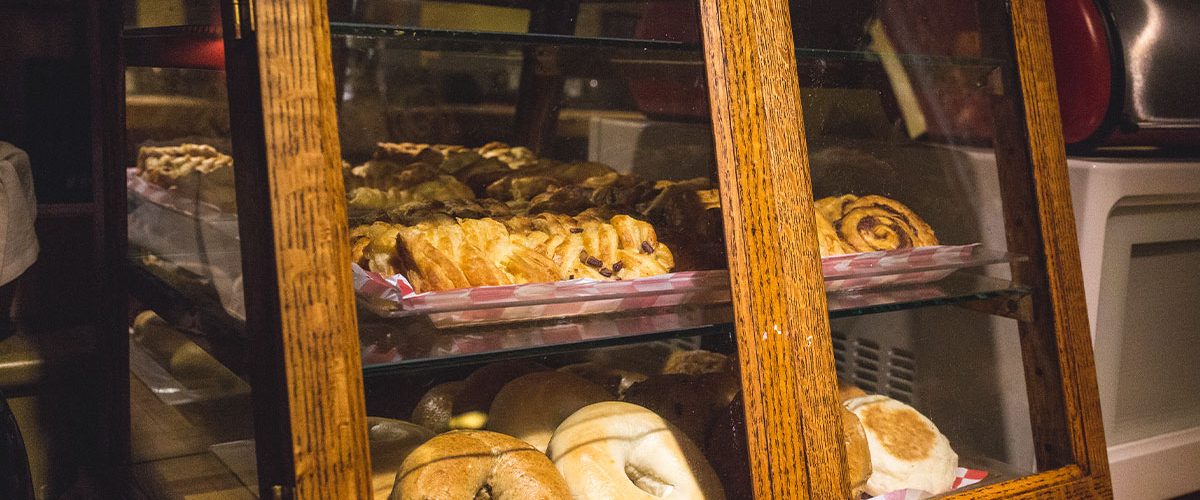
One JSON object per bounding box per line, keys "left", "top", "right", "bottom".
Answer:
{"left": 103, "top": 0, "right": 1111, "bottom": 498}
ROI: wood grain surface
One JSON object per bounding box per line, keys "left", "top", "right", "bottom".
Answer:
{"left": 973, "top": 0, "right": 1110, "bottom": 497}
{"left": 229, "top": 0, "right": 372, "bottom": 498}
{"left": 1008, "top": 0, "right": 1110, "bottom": 486}
{"left": 698, "top": 1, "right": 850, "bottom": 498}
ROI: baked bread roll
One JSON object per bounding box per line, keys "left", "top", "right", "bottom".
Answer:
{"left": 834, "top": 195, "right": 938, "bottom": 252}
{"left": 662, "top": 350, "right": 733, "bottom": 376}
{"left": 367, "top": 417, "right": 434, "bottom": 500}
{"left": 558, "top": 362, "right": 647, "bottom": 397}
{"left": 621, "top": 373, "right": 739, "bottom": 446}
{"left": 410, "top": 381, "right": 464, "bottom": 433}
{"left": 488, "top": 371, "right": 613, "bottom": 452}
{"left": 454, "top": 360, "right": 549, "bottom": 416}
{"left": 548, "top": 401, "right": 725, "bottom": 500}
{"left": 840, "top": 407, "right": 873, "bottom": 498}
{"left": 392, "top": 430, "right": 570, "bottom": 500}
{"left": 837, "top": 381, "right": 868, "bottom": 403}
{"left": 845, "top": 395, "right": 957, "bottom": 496}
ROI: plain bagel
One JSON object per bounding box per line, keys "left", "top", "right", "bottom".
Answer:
{"left": 548, "top": 401, "right": 726, "bottom": 500}
{"left": 391, "top": 430, "right": 571, "bottom": 500}
{"left": 488, "top": 371, "right": 613, "bottom": 452}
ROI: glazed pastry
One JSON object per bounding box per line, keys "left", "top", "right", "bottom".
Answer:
{"left": 835, "top": 195, "right": 938, "bottom": 252}
{"left": 392, "top": 430, "right": 571, "bottom": 500}
{"left": 815, "top": 209, "right": 854, "bottom": 257}
{"left": 815, "top": 194, "right": 859, "bottom": 224}
{"left": 354, "top": 210, "right": 676, "bottom": 291}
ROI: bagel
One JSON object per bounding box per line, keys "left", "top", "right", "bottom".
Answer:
{"left": 367, "top": 417, "right": 434, "bottom": 500}
{"left": 410, "top": 381, "right": 464, "bottom": 433}
{"left": 845, "top": 395, "right": 957, "bottom": 496}
{"left": 454, "top": 360, "right": 548, "bottom": 414}
{"left": 488, "top": 371, "right": 613, "bottom": 452}
{"left": 392, "top": 430, "right": 571, "bottom": 500}
{"left": 621, "top": 373, "right": 739, "bottom": 445}
{"left": 548, "top": 401, "right": 725, "bottom": 500}
{"left": 558, "top": 361, "right": 648, "bottom": 397}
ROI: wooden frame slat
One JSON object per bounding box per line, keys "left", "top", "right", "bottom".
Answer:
{"left": 698, "top": 0, "right": 849, "bottom": 498}
{"left": 221, "top": 0, "right": 373, "bottom": 497}
{"left": 1006, "top": 0, "right": 1110, "bottom": 481}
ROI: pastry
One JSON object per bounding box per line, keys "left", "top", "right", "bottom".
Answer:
{"left": 392, "top": 430, "right": 571, "bottom": 500}
{"left": 845, "top": 395, "right": 958, "bottom": 496}
{"left": 136, "top": 143, "right": 236, "bottom": 209}
{"left": 704, "top": 395, "right": 873, "bottom": 500}
{"left": 662, "top": 349, "right": 733, "bottom": 376}
{"left": 548, "top": 401, "right": 726, "bottom": 500}
{"left": 558, "top": 362, "right": 648, "bottom": 397}
{"left": 815, "top": 194, "right": 859, "bottom": 224}
{"left": 453, "top": 360, "right": 549, "bottom": 416}
{"left": 621, "top": 373, "right": 740, "bottom": 446}
{"left": 840, "top": 407, "right": 874, "bottom": 498}
{"left": 838, "top": 381, "right": 868, "bottom": 403}
{"left": 367, "top": 417, "right": 434, "bottom": 500}
{"left": 834, "top": 195, "right": 939, "bottom": 252}
{"left": 355, "top": 211, "right": 676, "bottom": 291}
{"left": 815, "top": 209, "right": 854, "bottom": 257}
{"left": 487, "top": 371, "right": 613, "bottom": 452}
{"left": 410, "top": 381, "right": 465, "bottom": 433}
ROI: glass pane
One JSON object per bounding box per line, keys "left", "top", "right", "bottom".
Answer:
{"left": 789, "top": 0, "right": 1045, "bottom": 497}
{"left": 124, "top": 66, "right": 256, "bottom": 496}
{"left": 331, "top": 1, "right": 757, "bottom": 498}
{"left": 124, "top": 0, "right": 221, "bottom": 29}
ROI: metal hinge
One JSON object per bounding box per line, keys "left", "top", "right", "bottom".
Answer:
{"left": 230, "top": 0, "right": 256, "bottom": 39}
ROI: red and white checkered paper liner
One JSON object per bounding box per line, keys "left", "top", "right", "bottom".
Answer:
{"left": 823, "top": 244, "right": 982, "bottom": 292}
{"left": 866, "top": 467, "right": 989, "bottom": 499}
{"left": 353, "top": 244, "right": 996, "bottom": 326}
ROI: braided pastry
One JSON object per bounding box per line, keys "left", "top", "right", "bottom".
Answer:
{"left": 351, "top": 212, "right": 675, "bottom": 292}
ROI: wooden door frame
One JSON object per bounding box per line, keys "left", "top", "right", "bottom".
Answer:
{"left": 221, "top": 0, "right": 372, "bottom": 497}
{"left": 698, "top": 0, "right": 1110, "bottom": 498}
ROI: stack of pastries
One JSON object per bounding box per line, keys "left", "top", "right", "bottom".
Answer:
{"left": 815, "top": 194, "right": 939, "bottom": 256}
{"left": 346, "top": 141, "right": 727, "bottom": 291}
{"left": 350, "top": 210, "right": 675, "bottom": 293}
{"left": 135, "top": 143, "right": 237, "bottom": 210}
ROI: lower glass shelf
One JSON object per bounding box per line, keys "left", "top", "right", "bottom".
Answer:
{"left": 127, "top": 246, "right": 1028, "bottom": 376}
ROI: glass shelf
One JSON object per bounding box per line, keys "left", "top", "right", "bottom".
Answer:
{"left": 359, "top": 270, "right": 1028, "bottom": 373}
{"left": 120, "top": 22, "right": 1006, "bottom": 71}
{"left": 828, "top": 272, "right": 1029, "bottom": 319}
